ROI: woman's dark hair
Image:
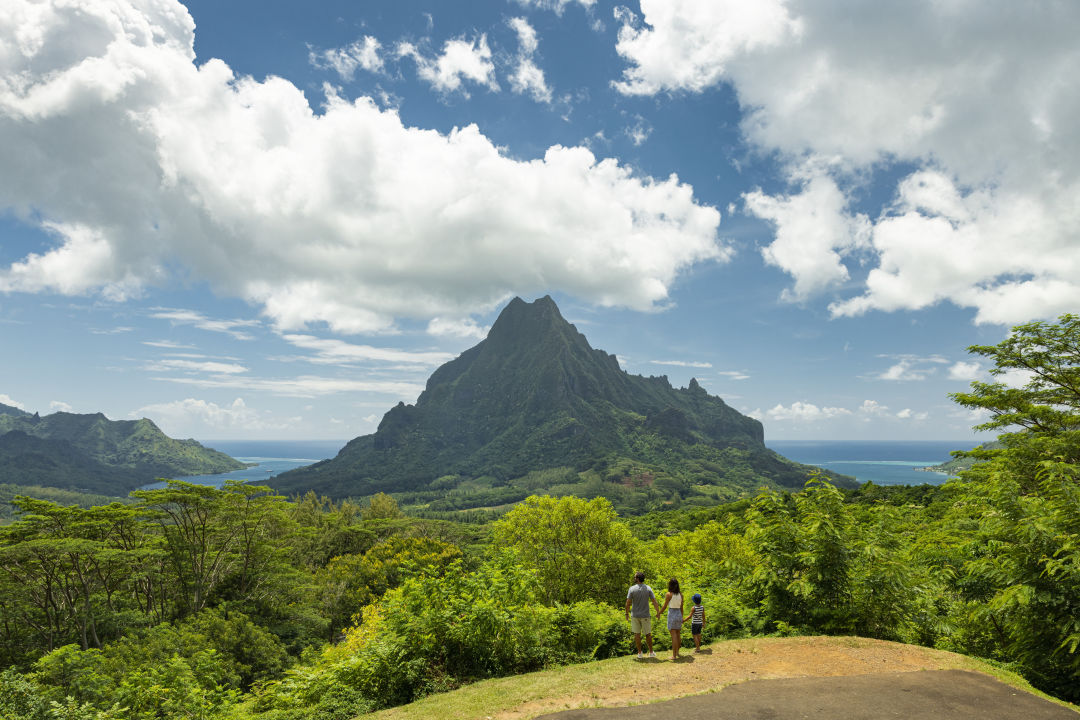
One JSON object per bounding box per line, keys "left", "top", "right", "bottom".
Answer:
{"left": 668, "top": 578, "right": 680, "bottom": 594}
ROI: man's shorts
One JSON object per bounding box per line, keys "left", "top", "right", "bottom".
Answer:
{"left": 630, "top": 616, "right": 652, "bottom": 634}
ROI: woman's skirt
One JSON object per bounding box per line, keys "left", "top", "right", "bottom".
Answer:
{"left": 667, "top": 608, "right": 683, "bottom": 630}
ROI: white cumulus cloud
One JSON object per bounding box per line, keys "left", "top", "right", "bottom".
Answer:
{"left": 896, "top": 408, "right": 928, "bottom": 421}
{"left": 744, "top": 162, "right": 870, "bottom": 301}
{"left": 397, "top": 35, "right": 500, "bottom": 95}
{"left": 309, "top": 36, "right": 384, "bottom": 80}
{"left": 0, "top": 394, "right": 26, "bottom": 410}
{"left": 0, "top": 0, "right": 724, "bottom": 334}
{"left": 613, "top": 0, "right": 800, "bottom": 96}
{"left": 507, "top": 17, "right": 552, "bottom": 103}
{"left": 49, "top": 400, "right": 73, "bottom": 412}
{"left": 614, "top": 1, "right": 1080, "bottom": 325}
{"left": 948, "top": 361, "right": 982, "bottom": 382}
{"left": 858, "top": 399, "right": 889, "bottom": 416}
{"left": 869, "top": 355, "right": 947, "bottom": 382}
{"left": 624, "top": 115, "right": 653, "bottom": 146}
{"left": 755, "top": 401, "right": 852, "bottom": 422}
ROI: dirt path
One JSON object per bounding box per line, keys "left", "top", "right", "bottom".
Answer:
{"left": 534, "top": 670, "right": 1079, "bottom": 720}
{"left": 499, "top": 637, "right": 1077, "bottom": 720}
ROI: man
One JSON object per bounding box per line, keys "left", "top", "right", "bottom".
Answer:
{"left": 625, "top": 571, "right": 660, "bottom": 659}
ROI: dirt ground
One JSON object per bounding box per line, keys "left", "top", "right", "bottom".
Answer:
{"left": 498, "top": 636, "right": 1077, "bottom": 720}
{"left": 534, "top": 670, "right": 1080, "bottom": 720}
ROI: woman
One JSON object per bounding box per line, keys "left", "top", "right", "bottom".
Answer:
{"left": 657, "top": 577, "right": 684, "bottom": 660}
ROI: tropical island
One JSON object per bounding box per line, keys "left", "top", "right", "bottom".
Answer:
{"left": 0, "top": 311, "right": 1078, "bottom": 720}
{"left": 274, "top": 296, "right": 856, "bottom": 515}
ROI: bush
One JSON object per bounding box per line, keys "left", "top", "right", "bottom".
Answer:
{"left": 250, "top": 553, "right": 632, "bottom": 716}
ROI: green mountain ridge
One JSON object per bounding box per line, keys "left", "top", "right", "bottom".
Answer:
{"left": 275, "top": 296, "right": 854, "bottom": 512}
{"left": 0, "top": 405, "right": 245, "bottom": 494}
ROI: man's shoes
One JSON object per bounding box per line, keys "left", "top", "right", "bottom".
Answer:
{"left": 648, "top": 651, "right": 657, "bottom": 658}
{"left": 637, "top": 652, "right": 644, "bottom": 659}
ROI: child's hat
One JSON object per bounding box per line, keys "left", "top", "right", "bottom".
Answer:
{"left": 692, "top": 593, "right": 702, "bottom": 603}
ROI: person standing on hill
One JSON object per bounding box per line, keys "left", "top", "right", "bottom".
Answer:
{"left": 626, "top": 571, "right": 660, "bottom": 659}
{"left": 657, "top": 577, "right": 685, "bottom": 660}
{"left": 688, "top": 593, "right": 705, "bottom": 651}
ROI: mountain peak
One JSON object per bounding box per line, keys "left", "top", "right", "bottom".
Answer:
{"left": 485, "top": 295, "right": 577, "bottom": 350}
{"left": 271, "top": 293, "right": 853, "bottom": 508}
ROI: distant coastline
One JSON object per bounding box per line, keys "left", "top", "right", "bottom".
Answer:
{"left": 768, "top": 440, "right": 975, "bottom": 486}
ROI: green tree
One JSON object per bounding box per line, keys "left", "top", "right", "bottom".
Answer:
{"left": 952, "top": 314, "right": 1080, "bottom": 437}
{"left": 361, "top": 493, "right": 403, "bottom": 521}
{"left": 315, "top": 536, "right": 462, "bottom": 639}
{"left": 950, "top": 313, "right": 1080, "bottom": 491}
{"left": 743, "top": 478, "right": 858, "bottom": 634}
{"left": 947, "top": 313, "right": 1080, "bottom": 698}
{"left": 0, "top": 500, "right": 147, "bottom": 662}
{"left": 130, "top": 480, "right": 288, "bottom": 616}
{"left": 286, "top": 492, "right": 373, "bottom": 570}
{"left": 490, "top": 495, "right": 637, "bottom": 605}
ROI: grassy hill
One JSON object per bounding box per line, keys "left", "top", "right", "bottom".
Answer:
{"left": 365, "top": 636, "right": 1077, "bottom": 720}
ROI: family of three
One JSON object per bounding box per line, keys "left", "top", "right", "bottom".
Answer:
{"left": 625, "top": 571, "right": 705, "bottom": 660}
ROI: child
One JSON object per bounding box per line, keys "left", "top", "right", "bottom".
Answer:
{"left": 688, "top": 593, "right": 705, "bottom": 651}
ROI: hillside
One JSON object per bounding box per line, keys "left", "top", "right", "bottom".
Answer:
{"left": 367, "top": 636, "right": 1076, "bottom": 720}
{"left": 275, "top": 296, "right": 854, "bottom": 512}
{"left": 0, "top": 404, "right": 244, "bottom": 494}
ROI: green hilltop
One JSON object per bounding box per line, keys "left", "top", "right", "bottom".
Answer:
{"left": 275, "top": 296, "right": 853, "bottom": 513}
{"left": 0, "top": 405, "right": 244, "bottom": 494}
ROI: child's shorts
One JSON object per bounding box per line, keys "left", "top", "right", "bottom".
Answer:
{"left": 691, "top": 623, "right": 703, "bottom": 635}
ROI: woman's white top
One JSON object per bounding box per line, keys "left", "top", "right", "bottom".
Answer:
{"left": 669, "top": 592, "right": 682, "bottom": 610}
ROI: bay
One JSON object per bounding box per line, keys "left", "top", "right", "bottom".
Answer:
{"left": 140, "top": 440, "right": 344, "bottom": 490}
{"left": 767, "top": 440, "right": 981, "bottom": 486}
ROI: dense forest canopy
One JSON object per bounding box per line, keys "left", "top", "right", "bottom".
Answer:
{"left": 1, "top": 315, "right": 1079, "bottom": 719}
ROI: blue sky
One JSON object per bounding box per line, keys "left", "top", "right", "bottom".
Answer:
{"left": 2, "top": 0, "right": 1077, "bottom": 444}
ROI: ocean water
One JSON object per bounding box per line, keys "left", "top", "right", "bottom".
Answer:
{"left": 145, "top": 439, "right": 976, "bottom": 490}
{"left": 767, "top": 440, "right": 981, "bottom": 486}
{"left": 140, "top": 440, "right": 344, "bottom": 490}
